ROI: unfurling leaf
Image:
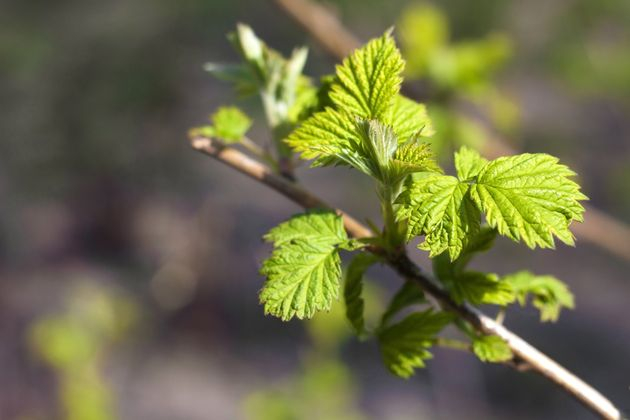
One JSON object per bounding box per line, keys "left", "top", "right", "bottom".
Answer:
{"left": 260, "top": 211, "right": 349, "bottom": 321}
{"left": 380, "top": 281, "right": 425, "bottom": 327}
{"left": 344, "top": 253, "right": 379, "bottom": 337}
{"left": 378, "top": 310, "right": 452, "bottom": 378}
{"left": 502, "top": 271, "right": 574, "bottom": 322}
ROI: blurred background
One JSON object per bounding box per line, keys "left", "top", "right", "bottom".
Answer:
{"left": 1, "top": 0, "right": 629, "bottom": 419}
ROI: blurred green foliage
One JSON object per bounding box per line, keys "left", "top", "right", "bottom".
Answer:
{"left": 398, "top": 3, "right": 512, "bottom": 94}
{"left": 547, "top": 0, "right": 630, "bottom": 99}
{"left": 243, "top": 278, "right": 384, "bottom": 420}
{"left": 395, "top": 3, "right": 520, "bottom": 158}
{"left": 28, "top": 284, "right": 138, "bottom": 420}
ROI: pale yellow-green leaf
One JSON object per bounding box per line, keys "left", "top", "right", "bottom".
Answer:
{"left": 260, "top": 212, "right": 349, "bottom": 321}
{"left": 330, "top": 30, "right": 404, "bottom": 119}
{"left": 397, "top": 173, "right": 480, "bottom": 260}
{"left": 470, "top": 154, "right": 587, "bottom": 249}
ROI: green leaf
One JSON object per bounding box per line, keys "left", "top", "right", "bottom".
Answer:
{"left": 455, "top": 146, "right": 487, "bottom": 181}
{"left": 378, "top": 310, "right": 452, "bottom": 378}
{"left": 330, "top": 30, "right": 404, "bottom": 119}
{"left": 397, "top": 173, "right": 480, "bottom": 260}
{"left": 204, "top": 62, "right": 258, "bottom": 96}
{"left": 472, "top": 335, "right": 513, "bottom": 362}
{"left": 502, "top": 271, "right": 574, "bottom": 322}
{"left": 433, "top": 227, "right": 497, "bottom": 282}
{"left": 288, "top": 77, "right": 320, "bottom": 124}
{"left": 431, "top": 228, "right": 512, "bottom": 306}
{"left": 447, "top": 271, "right": 515, "bottom": 306}
{"left": 264, "top": 210, "right": 347, "bottom": 246}
{"left": 457, "top": 226, "right": 497, "bottom": 257}
{"left": 232, "top": 23, "right": 265, "bottom": 71}
{"left": 285, "top": 107, "right": 363, "bottom": 168}
{"left": 390, "top": 138, "right": 441, "bottom": 181}
{"left": 222, "top": 23, "right": 311, "bottom": 146}
{"left": 260, "top": 211, "right": 349, "bottom": 321}
{"left": 356, "top": 120, "right": 440, "bottom": 182}
{"left": 380, "top": 281, "right": 425, "bottom": 327}
{"left": 344, "top": 253, "right": 379, "bottom": 337}
{"left": 469, "top": 153, "right": 587, "bottom": 249}
{"left": 210, "top": 106, "right": 252, "bottom": 143}
{"left": 384, "top": 95, "right": 435, "bottom": 142}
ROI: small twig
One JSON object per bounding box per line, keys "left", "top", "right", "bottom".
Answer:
{"left": 435, "top": 337, "right": 471, "bottom": 351}
{"left": 436, "top": 336, "right": 533, "bottom": 372}
{"left": 271, "top": 0, "right": 630, "bottom": 262}
{"left": 191, "top": 137, "right": 371, "bottom": 237}
{"left": 496, "top": 307, "right": 507, "bottom": 325}
{"left": 240, "top": 136, "right": 280, "bottom": 172}
{"left": 273, "top": 0, "right": 360, "bottom": 60}
{"left": 191, "top": 136, "right": 622, "bottom": 420}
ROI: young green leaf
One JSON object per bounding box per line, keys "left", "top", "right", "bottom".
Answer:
{"left": 455, "top": 146, "right": 488, "bottom": 181}
{"left": 330, "top": 30, "right": 404, "bottom": 119}
{"left": 447, "top": 271, "right": 514, "bottom": 306}
{"left": 378, "top": 310, "right": 453, "bottom": 378}
{"left": 231, "top": 23, "right": 265, "bottom": 73}
{"left": 210, "top": 106, "right": 252, "bottom": 143}
{"left": 472, "top": 335, "right": 513, "bottom": 362}
{"left": 431, "top": 228, "right": 513, "bottom": 306}
{"left": 452, "top": 227, "right": 497, "bottom": 271}
{"left": 397, "top": 173, "right": 480, "bottom": 260}
{"left": 502, "top": 271, "right": 574, "bottom": 322}
{"left": 260, "top": 211, "right": 349, "bottom": 321}
{"left": 285, "top": 107, "right": 362, "bottom": 168}
{"left": 264, "top": 210, "right": 348, "bottom": 246}
{"left": 433, "top": 227, "right": 497, "bottom": 282}
{"left": 384, "top": 95, "right": 434, "bottom": 142}
{"left": 469, "top": 153, "right": 587, "bottom": 249}
{"left": 288, "top": 77, "right": 320, "bottom": 124}
{"left": 286, "top": 30, "right": 438, "bottom": 182}
{"left": 390, "top": 138, "right": 441, "bottom": 181}
{"left": 204, "top": 62, "right": 258, "bottom": 96}
{"left": 356, "top": 119, "right": 399, "bottom": 180}
{"left": 344, "top": 253, "right": 380, "bottom": 337}
{"left": 214, "top": 23, "right": 313, "bottom": 155}
{"left": 380, "top": 280, "right": 426, "bottom": 327}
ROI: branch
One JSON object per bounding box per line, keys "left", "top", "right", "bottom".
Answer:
{"left": 191, "top": 136, "right": 622, "bottom": 420}
{"left": 272, "top": 0, "right": 630, "bottom": 262}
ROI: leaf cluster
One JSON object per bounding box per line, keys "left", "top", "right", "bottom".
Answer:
{"left": 397, "top": 147, "right": 586, "bottom": 261}
{"left": 203, "top": 25, "right": 587, "bottom": 380}
{"left": 286, "top": 31, "right": 439, "bottom": 184}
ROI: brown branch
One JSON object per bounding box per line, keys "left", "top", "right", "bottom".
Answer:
{"left": 272, "top": 0, "right": 630, "bottom": 262}
{"left": 191, "top": 136, "right": 622, "bottom": 419}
